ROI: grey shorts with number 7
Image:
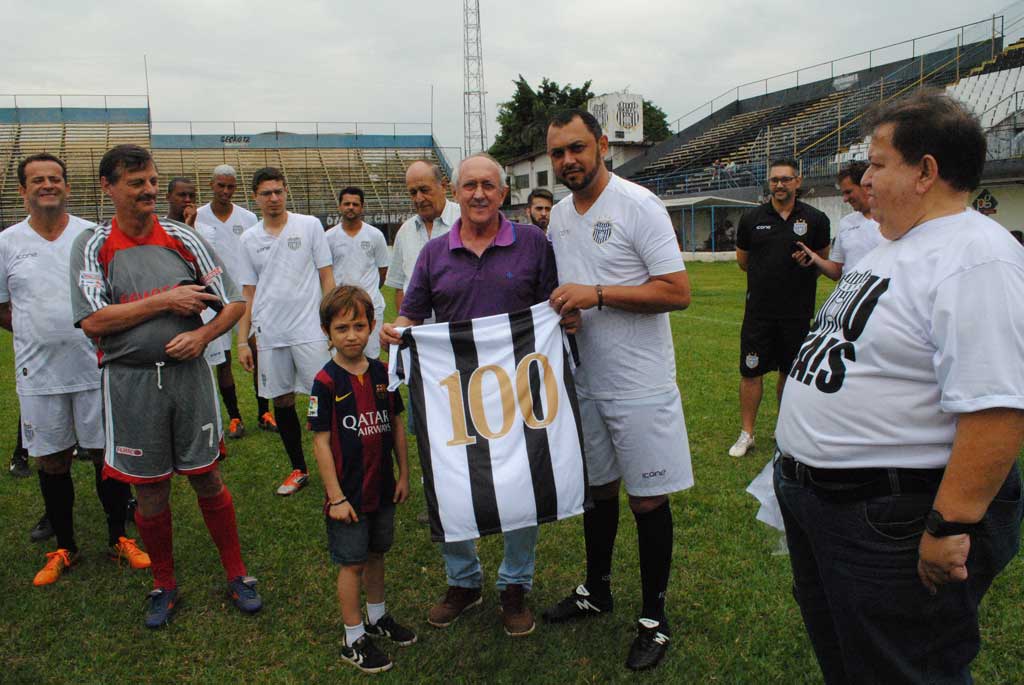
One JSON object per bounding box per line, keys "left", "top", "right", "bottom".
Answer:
{"left": 101, "top": 358, "right": 222, "bottom": 484}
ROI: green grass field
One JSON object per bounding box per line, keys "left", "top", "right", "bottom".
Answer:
{"left": 0, "top": 262, "right": 1020, "bottom": 684}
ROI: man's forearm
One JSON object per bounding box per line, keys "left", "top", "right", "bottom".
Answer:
{"left": 932, "top": 408, "right": 1024, "bottom": 523}
{"left": 602, "top": 273, "right": 691, "bottom": 314}
{"left": 0, "top": 303, "right": 11, "bottom": 332}
{"left": 80, "top": 296, "right": 167, "bottom": 338}
{"left": 199, "top": 302, "right": 244, "bottom": 343}
{"left": 237, "top": 286, "right": 254, "bottom": 345}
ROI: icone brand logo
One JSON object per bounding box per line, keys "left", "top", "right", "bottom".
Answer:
{"left": 642, "top": 469, "right": 666, "bottom": 479}
{"left": 115, "top": 445, "right": 144, "bottom": 457}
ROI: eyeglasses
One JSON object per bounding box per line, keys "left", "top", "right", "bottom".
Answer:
{"left": 769, "top": 176, "right": 797, "bottom": 185}
{"left": 257, "top": 189, "right": 286, "bottom": 198}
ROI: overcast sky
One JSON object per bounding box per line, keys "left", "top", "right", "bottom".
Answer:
{"left": 2, "top": 0, "right": 1018, "bottom": 157}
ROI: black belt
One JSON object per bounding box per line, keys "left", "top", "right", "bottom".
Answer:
{"left": 778, "top": 453, "right": 944, "bottom": 503}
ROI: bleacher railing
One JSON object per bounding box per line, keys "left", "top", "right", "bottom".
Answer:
{"left": 667, "top": 16, "right": 1004, "bottom": 135}
{"left": 150, "top": 120, "right": 435, "bottom": 139}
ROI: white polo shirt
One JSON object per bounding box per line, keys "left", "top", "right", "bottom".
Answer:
{"left": 324, "top": 221, "right": 390, "bottom": 313}
{"left": 384, "top": 200, "right": 459, "bottom": 291}
{"left": 237, "top": 212, "right": 333, "bottom": 349}
{"left": 196, "top": 203, "right": 257, "bottom": 285}
{"left": 548, "top": 174, "right": 686, "bottom": 400}
{"left": 0, "top": 215, "right": 100, "bottom": 395}
{"left": 831, "top": 211, "right": 885, "bottom": 272}
{"left": 777, "top": 209, "right": 1024, "bottom": 469}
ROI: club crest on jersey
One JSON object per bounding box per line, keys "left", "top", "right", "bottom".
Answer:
{"left": 793, "top": 220, "right": 808, "bottom": 237}
{"left": 745, "top": 353, "right": 759, "bottom": 369}
{"left": 375, "top": 383, "right": 387, "bottom": 400}
{"left": 308, "top": 396, "right": 319, "bottom": 418}
{"left": 360, "top": 241, "right": 373, "bottom": 254}
{"left": 232, "top": 224, "right": 245, "bottom": 235}
{"left": 592, "top": 219, "right": 613, "bottom": 244}
{"left": 287, "top": 236, "right": 302, "bottom": 250}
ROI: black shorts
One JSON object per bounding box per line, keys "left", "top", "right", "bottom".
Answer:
{"left": 326, "top": 503, "right": 396, "bottom": 566}
{"left": 739, "top": 316, "right": 811, "bottom": 378}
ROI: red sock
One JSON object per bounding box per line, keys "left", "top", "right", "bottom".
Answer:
{"left": 135, "top": 507, "right": 176, "bottom": 589}
{"left": 198, "top": 487, "right": 247, "bottom": 580}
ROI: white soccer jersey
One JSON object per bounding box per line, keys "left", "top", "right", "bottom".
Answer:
{"left": 548, "top": 174, "right": 686, "bottom": 400}
{"left": 193, "top": 220, "right": 231, "bottom": 360}
{"left": 0, "top": 215, "right": 100, "bottom": 395}
{"left": 831, "top": 211, "right": 884, "bottom": 272}
{"left": 196, "top": 203, "right": 257, "bottom": 287}
{"left": 324, "top": 222, "right": 389, "bottom": 312}
{"left": 237, "top": 212, "right": 333, "bottom": 349}
{"left": 388, "top": 302, "right": 588, "bottom": 543}
{"left": 777, "top": 209, "right": 1024, "bottom": 469}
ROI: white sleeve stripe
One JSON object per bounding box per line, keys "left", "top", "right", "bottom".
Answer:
{"left": 166, "top": 223, "right": 231, "bottom": 305}
{"left": 80, "top": 225, "right": 111, "bottom": 312}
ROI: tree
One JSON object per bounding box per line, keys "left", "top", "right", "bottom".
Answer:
{"left": 489, "top": 76, "right": 673, "bottom": 163}
{"left": 489, "top": 76, "right": 594, "bottom": 164}
{"left": 643, "top": 100, "right": 672, "bottom": 144}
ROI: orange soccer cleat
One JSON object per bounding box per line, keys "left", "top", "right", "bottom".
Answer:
{"left": 33, "top": 549, "right": 80, "bottom": 586}
{"left": 109, "top": 536, "right": 152, "bottom": 569}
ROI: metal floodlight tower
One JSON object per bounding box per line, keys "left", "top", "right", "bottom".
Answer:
{"left": 463, "top": 0, "right": 487, "bottom": 156}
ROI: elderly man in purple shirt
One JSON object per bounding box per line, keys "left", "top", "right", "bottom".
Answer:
{"left": 382, "top": 152, "right": 575, "bottom": 638}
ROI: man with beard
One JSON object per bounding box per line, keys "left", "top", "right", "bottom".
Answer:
{"left": 324, "top": 187, "right": 389, "bottom": 358}
{"left": 525, "top": 188, "right": 553, "bottom": 233}
{"left": 542, "top": 109, "right": 694, "bottom": 671}
{"left": 728, "top": 159, "right": 830, "bottom": 458}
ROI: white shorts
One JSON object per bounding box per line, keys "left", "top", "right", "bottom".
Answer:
{"left": 204, "top": 335, "right": 228, "bottom": 367}
{"left": 19, "top": 388, "right": 104, "bottom": 457}
{"left": 579, "top": 387, "right": 694, "bottom": 496}
{"left": 257, "top": 341, "right": 331, "bottom": 399}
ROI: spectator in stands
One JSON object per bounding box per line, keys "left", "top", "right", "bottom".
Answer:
{"left": 774, "top": 89, "right": 1024, "bottom": 685}
{"left": 196, "top": 166, "right": 267, "bottom": 437}
{"left": 384, "top": 162, "right": 459, "bottom": 316}
{"left": 4, "top": 152, "right": 148, "bottom": 586}
{"left": 797, "top": 161, "right": 884, "bottom": 279}
{"left": 728, "top": 159, "right": 830, "bottom": 458}
{"left": 236, "top": 167, "right": 335, "bottom": 497}
{"left": 525, "top": 187, "right": 553, "bottom": 232}
{"left": 324, "top": 187, "right": 390, "bottom": 358}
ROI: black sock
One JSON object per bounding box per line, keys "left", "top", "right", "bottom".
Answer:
{"left": 93, "top": 461, "right": 129, "bottom": 546}
{"left": 39, "top": 470, "right": 76, "bottom": 553}
{"left": 220, "top": 383, "right": 241, "bottom": 421}
{"left": 584, "top": 496, "right": 619, "bottom": 598}
{"left": 635, "top": 500, "right": 673, "bottom": 630}
{"left": 275, "top": 404, "right": 307, "bottom": 472}
{"left": 14, "top": 417, "right": 26, "bottom": 457}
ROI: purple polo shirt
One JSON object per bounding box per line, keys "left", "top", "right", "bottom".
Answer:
{"left": 400, "top": 213, "right": 557, "bottom": 323}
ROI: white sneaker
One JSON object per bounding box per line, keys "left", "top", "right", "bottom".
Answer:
{"left": 728, "top": 431, "right": 755, "bottom": 457}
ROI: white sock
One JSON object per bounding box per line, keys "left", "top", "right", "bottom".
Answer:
{"left": 345, "top": 623, "right": 365, "bottom": 646}
{"left": 366, "top": 601, "right": 386, "bottom": 625}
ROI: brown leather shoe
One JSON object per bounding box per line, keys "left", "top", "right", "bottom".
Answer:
{"left": 428, "top": 586, "right": 482, "bottom": 627}
{"left": 499, "top": 584, "right": 536, "bottom": 637}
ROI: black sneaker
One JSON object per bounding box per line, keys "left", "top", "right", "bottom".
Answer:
{"left": 542, "top": 584, "right": 612, "bottom": 623}
{"left": 144, "top": 587, "right": 180, "bottom": 629}
{"left": 340, "top": 634, "right": 393, "bottom": 674}
{"left": 29, "top": 514, "right": 54, "bottom": 543}
{"left": 625, "top": 618, "right": 670, "bottom": 671}
{"left": 9, "top": 450, "right": 29, "bottom": 478}
{"left": 365, "top": 613, "right": 417, "bottom": 646}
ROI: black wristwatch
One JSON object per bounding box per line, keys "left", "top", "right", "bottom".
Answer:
{"left": 924, "top": 509, "right": 983, "bottom": 537}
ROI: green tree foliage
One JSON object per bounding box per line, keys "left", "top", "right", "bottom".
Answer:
{"left": 489, "top": 76, "right": 673, "bottom": 163}
{"left": 489, "top": 76, "right": 594, "bottom": 164}
{"left": 643, "top": 99, "right": 672, "bottom": 144}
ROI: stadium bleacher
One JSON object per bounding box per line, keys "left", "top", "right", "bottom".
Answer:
{"left": 0, "top": 108, "right": 453, "bottom": 233}
{"left": 622, "top": 34, "right": 1007, "bottom": 197}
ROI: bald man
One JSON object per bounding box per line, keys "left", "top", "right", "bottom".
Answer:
{"left": 384, "top": 162, "right": 460, "bottom": 317}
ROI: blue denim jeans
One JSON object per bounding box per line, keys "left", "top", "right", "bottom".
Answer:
{"left": 775, "top": 459, "right": 1022, "bottom": 685}
{"left": 442, "top": 525, "right": 538, "bottom": 590}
